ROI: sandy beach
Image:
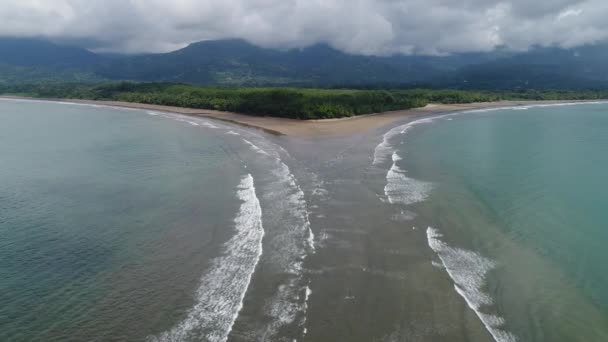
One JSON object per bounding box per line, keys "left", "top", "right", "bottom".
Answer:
{"left": 0, "top": 96, "right": 592, "bottom": 137}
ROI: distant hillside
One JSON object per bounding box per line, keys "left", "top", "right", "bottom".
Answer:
{"left": 95, "top": 39, "right": 458, "bottom": 86}
{"left": 3, "top": 37, "right": 608, "bottom": 89}
{"left": 452, "top": 45, "right": 608, "bottom": 89}
{"left": 0, "top": 38, "right": 104, "bottom": 83}
{"left": 0, "top": 37, "right": 103, "bottom": 67}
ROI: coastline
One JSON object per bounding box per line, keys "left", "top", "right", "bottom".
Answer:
{"left": 0, "top": 95, "right": 598, "bottom": 138}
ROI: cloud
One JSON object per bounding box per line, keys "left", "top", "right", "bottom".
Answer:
{"left": 1, "top": 0, "right": 607, "bottom": 55}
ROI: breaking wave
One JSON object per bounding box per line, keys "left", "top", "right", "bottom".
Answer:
{"left": 239, "top": 134, "right": 316, "bottom": 340}
{"left": 150, "top": 174, "right": 264, "bottom": 342}
{"left": 426, "top": 227, "right": 517, "bottom": 342}
{"left": 384, "top": 152, "right": 433, "bottom": 205}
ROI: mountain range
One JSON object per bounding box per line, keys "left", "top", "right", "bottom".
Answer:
{"left": 2, "top": 37, "right": 608, "bottom": 89}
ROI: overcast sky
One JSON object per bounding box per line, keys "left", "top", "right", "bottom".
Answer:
{"left": 1, "top": 0, "right": 607, "bottom": 55}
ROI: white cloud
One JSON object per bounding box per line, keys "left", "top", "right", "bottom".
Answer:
{"left": 557, "top": 8, "right": 583, "bottom": 21}
{"left": 0, "top": 0, "right": 607, "bottom": 54}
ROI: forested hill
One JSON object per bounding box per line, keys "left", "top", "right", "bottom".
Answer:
{"left": 0, "top": 38, "right": 104, "bottom": 83}
{"left": 0, "top": 38, "right": 102, "bottom": 67}
{"left": 3, "top": 37, "right": 608, "bottom": 89}
{"left": 94, "top": 39, "right": 473, "bottom": 86}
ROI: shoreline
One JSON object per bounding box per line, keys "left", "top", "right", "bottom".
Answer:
{"left": 0, "top": 95, "right": 601, "bottom": 137}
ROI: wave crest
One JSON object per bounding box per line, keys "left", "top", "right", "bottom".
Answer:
{"left": 426, "top": 227, "right": 517, "bottom": 342}
{"left": 150, "top": 174, "right": 264, "bottom": 342}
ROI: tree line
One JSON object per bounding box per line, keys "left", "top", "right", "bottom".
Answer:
{"left": 2, "top": 82, "right": 608, "bottom": 119}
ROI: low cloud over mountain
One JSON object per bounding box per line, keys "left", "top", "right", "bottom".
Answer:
{"left": 1, "top": 1, "right": 608, "bottom": 55}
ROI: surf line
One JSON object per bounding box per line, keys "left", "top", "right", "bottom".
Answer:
{"left": 150, "top": 174, "right": 264, "bottom": 342}
{"left": 239, "top": 135, "right": 316, "bottom": 340}
{"left": 427, "top": 227, "right": 517, "bottom": 342}
{"left": 384, "top": 151, "right": 433, "bottom": 205}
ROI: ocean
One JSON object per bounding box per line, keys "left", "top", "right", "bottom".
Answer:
{"left": 0, "top": 99, "right": 314, "bottom": 341}
{"left": 373, "top": 102, "right": 608, "bottom": 341}
{"left": 2, "top": 99, "right": 608, "bottom": 342}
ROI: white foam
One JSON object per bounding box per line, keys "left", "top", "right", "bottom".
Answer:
{"left": 232, "top": 134, "right": 315, "bottom": 340}
{"left": 384, "top": 152, "right": 433, "bottom": 205}
{"left": 373, "top": 117, "right": 435, "bottom": 166}
{"left": 242, "top": 139, "right": 271, "bottom": 156}
{"left": 302, "top": 286, "right": 313, "bottom": 336}
{"left": 304, "top": 286, "right": 312, "bottom": 302}
{"left": 373, "top": 125, "right": 406, "bottom": 166}
{"left": 226, "top": 131, "right": 240, "bottom": 136}
{"left": 150, "top": 174, "right": 264, "bottom": 342}
{"left": 141, "top": 110, "right": 223, "bottom": 130}
{"left": 306, "top": 227, "right": 316, "bottom": 254}
{"left": 426, "top": 227, "right": 517, "bottom": 342}
{"left": 201, "top": 121, "right": 219, "bottom": 129}
{"left": 431, "top": 260, "right": 444, "bottom": 269}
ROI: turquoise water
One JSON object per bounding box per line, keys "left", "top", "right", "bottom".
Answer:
{"left": 0, "top": 100, "right": 315, "bottom": 341}
{"left": 381, "top": 103, "right": 608, "bottom": 341}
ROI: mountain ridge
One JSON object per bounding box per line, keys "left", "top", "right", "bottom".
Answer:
{"left": 2, "top": 37, "right": 608, "bottom": 89}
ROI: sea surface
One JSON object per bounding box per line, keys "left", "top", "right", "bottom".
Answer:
{"left": 0, "top": 99, "right": 314, "bottom": 342}
{"left": 2, "top": 99, "right": 608, "bottom": 342}
{"left": 373, "top": 102, "right": 608, "bottom": 342}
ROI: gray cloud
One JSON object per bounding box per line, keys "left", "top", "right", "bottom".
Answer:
{"left": 1, "top": 0, "right": 607, "bottom": 55}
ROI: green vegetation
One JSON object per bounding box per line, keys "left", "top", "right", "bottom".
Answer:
{"left": 6, "top": 38, "right": 608, "bottom": 90}
{"left": 0, "top": 64, "right": 103, "bottom": 84}
{"left": 2, "top": 82, "right": 608, "bottom": 119}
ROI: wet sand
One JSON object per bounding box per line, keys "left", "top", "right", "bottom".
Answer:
{"left": 0, "top": 96, "right": 591, "bottom": 137}
{"left": 273, "top": 119, "right": 494, "bottom": 342}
